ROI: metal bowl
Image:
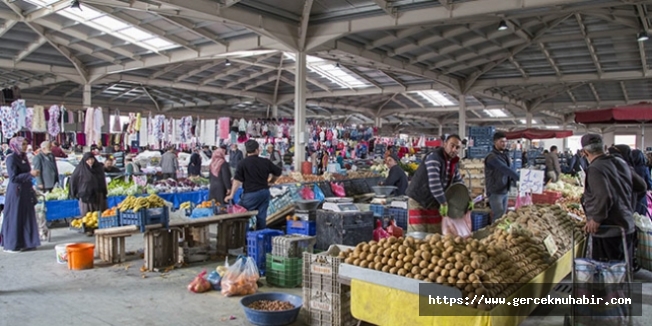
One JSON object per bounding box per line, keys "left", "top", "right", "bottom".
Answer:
{"left": 445, "top": 183, "right": 472, "bottom": 219}
{"left": 294, "top": 200, "right": 321, "bottom": 211}
{"left": 371, "top": 186, "right": 397, "bottom": 196}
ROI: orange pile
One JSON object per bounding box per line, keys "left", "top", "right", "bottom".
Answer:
{"left": 101, "top": 207, "right": 118, "bottom": 217}
{"left": 197, "top": 200, "right": 216, "bottom": 208}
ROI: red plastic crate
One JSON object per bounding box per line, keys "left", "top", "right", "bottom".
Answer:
{"left": 532, "top": 191, "right": 562, "bottom": 204}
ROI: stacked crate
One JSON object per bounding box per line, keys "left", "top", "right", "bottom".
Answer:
{"left": 468, "top": 126, "right": 495, "bottom": 159}
{"left": 460, "top": 159, "right": 485, "bottom": 199}
{"left": 246, "top": 229, "right": 284, "bottom": 276}
{"left": 303, "top": 247, "right": 357, "bottom": 326}
{"left": 267, "top": 235, "right": 316, "bottom": 288}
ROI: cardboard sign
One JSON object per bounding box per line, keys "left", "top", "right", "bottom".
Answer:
{"left": 519, "top": 169, "right": 545, "bottom": 195}
{"left": 544, "top": 234, "right": 558, "bottom": 256}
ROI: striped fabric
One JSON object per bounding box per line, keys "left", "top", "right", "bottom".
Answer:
{"left": 425, "top": 154, "right": 462, "bottom": 205}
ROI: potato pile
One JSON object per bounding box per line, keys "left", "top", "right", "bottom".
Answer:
{"left": 338, "top": 205, "right": 586, "bottom": 310}
{"left": 500, "top": 205, "right": 584, "bottom": 261}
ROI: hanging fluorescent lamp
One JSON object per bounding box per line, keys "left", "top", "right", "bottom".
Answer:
{"left": 70, "top": 0, "right": 82, "bottom": 10}
{"left": 637, "top": 31, "right": 649, "bottom": 42}
{"left": 225, "top": 59, "right": 231, "bottom": 66}
{"left": 498, "top": 20, "right": 508, "bottom": 31}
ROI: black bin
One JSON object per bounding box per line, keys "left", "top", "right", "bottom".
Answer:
{"left": 315, "top": 210, "right": 374, "bottom": 251}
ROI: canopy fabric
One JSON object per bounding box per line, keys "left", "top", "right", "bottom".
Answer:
{"left": 503, "top": 128, "right": 573, "bottom": 140}
{"left": 574, "top": 103, "right": 652, "bottom": 124}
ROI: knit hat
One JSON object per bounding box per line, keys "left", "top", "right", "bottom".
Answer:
{"left": 388, "top": 153, "right": 400, "bottom": 164}
{"left": 580, "top": 134, "right": 602, "bottom": 148}
{"left": 245, "top": 140, "right": 259, "bottom": 154}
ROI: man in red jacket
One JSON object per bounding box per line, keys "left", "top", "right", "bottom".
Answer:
{"left": 50, "top": 141, "right": 67, "bottom": 158}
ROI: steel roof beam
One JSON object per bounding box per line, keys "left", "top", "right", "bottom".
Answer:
{"left": 199, "top": 52, "right": 279, "bottom": 86}
{"left": 620, "top": 81, "right": 629, "bottom": 102}
{"left": 225, "top": 69, "right": 275, "bottom": 89}
{"left": 100, "top": 74, "right": 274, "bottom": 104}
{"left": 34, "top": 19, "right": 142, "bottom": 62}
{"left": 47, "top": 34, "right": 121, "bottom": 65}
{"left": 567, "top": 90, "right": 577, "bottom": 105}
{"left": 400, "top": 93, "right": 425, "bottom": 108}
{"left": 174, "top": 61, "right": 223, "bottom": 82}
{"left": 538, "top": 42, "right": 562, "bottom": 77}
{"left": 305, "top": 0, "right": 598, "bottom": 50}
{"left": 272, "top": 56, "right": 285, "bottom": 104}
{"left": 90, "top": 4, "right": 198, "bottom": 52}
{"left": 243, "top": 76, "right": 277, "bottom": 92}
{"left": 63, "top": 85, "right": 83, "bottom": 98}
{"left": 470, "top": 70, "right": 652, "bottom": 90}
{"left": 149, "top": 64, "right": 184, "bottom": 80}
{"left": 371, "top": 0, "right": 397, "bottom": 18}
{"left": 508, "top": 57, "right": 528, "bottom": 79}
{"left": 25, "top": 0, "right": 72, "bottom": 22}
{"left": 299, "top": 0, "right": 314, "bottom": 51}
{"left": 575, "top": 13, "right": 602, "bottom": 76}
{"left": 159, "top": 16, "right": 227, "bottom": 46}
{"left": 0, "top": 20, "right": 17, "bottom": 38}
{"left": 14, "top": 36, "right": 47, "bottom": 63}
{"left": 88, "top": 35, "right": 283, "bottom": 80}
{"left": 589, "top": 83, "right": 600, "bottom": 103}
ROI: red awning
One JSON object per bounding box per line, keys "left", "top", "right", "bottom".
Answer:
{"left": 503, "top": 128, "right": 574, "bottom": 140}
{"left": 574, "top": 102, "right": 652, "bottom": 124}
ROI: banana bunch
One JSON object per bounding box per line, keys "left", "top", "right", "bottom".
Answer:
{"left": 118, "top": 194, "right": 166, "bottom": 212}
{"left": 180, "top": 201, "right": 192, "bottom": 210}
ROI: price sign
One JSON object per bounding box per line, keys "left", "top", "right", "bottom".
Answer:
{"left": 519, "top": 169, "right": 544, "bottom": 195}
{"left": 543, "top": 234, "right": 558, "bottom": 256}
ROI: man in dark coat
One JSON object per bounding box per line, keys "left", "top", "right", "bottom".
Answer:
{"left": 188, "top": 148, "right": 202, "bottom": 176}
{"left": 382, "top": 153, "right": 408, "bottom": 196}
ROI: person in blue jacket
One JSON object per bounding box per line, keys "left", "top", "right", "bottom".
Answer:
{"left": 484, "top": 132, "right": 520, "bottom": 222}
{"left": 631, "top": 149, "right": 652, "bottom": 216}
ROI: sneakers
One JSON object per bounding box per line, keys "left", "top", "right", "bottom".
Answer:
{"left": 2, "top": 249, "right": 20, "bottom": 253}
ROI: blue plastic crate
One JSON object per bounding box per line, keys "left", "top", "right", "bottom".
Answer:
{"left": 246, "top": 229, "right": 284, "bottom": 276}
{"left": 286, "top": 220, "right": 316, "bottom": 236}
{"left": 387, "top": 207, "right": 408, "bottom": 230}
{"left": 471, "top": 210, "right": 491, "bottom": 231}
{"left": 119, "top": 207, "right": 169, "bottom": 232}
{"left": 98, "top": 215, "right": 119, "bottom": 229}
{"left": 370, "top": 203, "right": 385, "bottom": 217}
{"left": 469, "top": 126, "right": 496, "bottom": 137}
{"left": 468, "top": 146, "right": 491, "bottom": 159}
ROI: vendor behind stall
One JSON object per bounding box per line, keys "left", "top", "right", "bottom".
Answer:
{"left": 381, "top": 153, "right": 407, "bottom": 196}
{"left": 405, "top": 135, "right": 467, "bottom": 233}
{"left": 104, "top": 157, "right": 121, "bottom": 174}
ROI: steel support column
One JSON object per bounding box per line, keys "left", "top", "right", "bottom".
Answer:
{"left": 526, "top": 112, "right": 533, "bottom": 129}
{"left": 272, "top": 105, "right": 279, "bottom": 119}
{"left": 294, "top": 52, "right": 307, "bottom": 169}
{"left": 83, "top": 84, "right": 92, "bottom": 107}
{"left": 562, "top": 122, "right": 568, "bottom": 150}
{"left": 439, "top": 124, "right": 443, "bottom": 139}
{"left": 458, "top": 95, "right": 466, "bottom": 140}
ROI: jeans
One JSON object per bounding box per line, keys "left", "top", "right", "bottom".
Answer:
{"left": 488, "top": 193, "right": 508, "bottom": 222}
{"left": 239, "top": 188, "right": 271, "bottom": 230}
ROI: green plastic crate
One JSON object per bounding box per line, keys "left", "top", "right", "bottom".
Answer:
{"left": 266, "top": 254, "right": 302, "bottom": 288}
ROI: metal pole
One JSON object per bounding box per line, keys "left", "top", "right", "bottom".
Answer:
{"left": 293, "top": 52, "right": 307, "bottom": 170}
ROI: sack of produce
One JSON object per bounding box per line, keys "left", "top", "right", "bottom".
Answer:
{"left": 221, "top": 256, "right": 260, "bottom": 297}
{"left": 188, "top": 270, "right": 212, "bottom": 293}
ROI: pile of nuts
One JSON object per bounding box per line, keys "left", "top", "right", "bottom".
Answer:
{"left": 247, "top": 300, "right": 295, "bottom": 311}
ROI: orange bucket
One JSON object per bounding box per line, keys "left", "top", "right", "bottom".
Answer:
{"left": 66, "top": 243, "right": 95, "bottom": 270}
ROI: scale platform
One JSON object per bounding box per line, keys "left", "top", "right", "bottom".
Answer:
{"left": 322, "top": 197, "right": 359, "bottom": 212}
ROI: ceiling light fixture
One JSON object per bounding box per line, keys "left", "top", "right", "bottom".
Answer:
{"left": 225, "top": 59, "right": 231, "bottom": 66}
{"left": 70, "top": 0, "right": 82, "bottom": 11}
{"left": 637, "top": 31, "right": 649, "bottom": 42}
{"left": 336, "top": 63, "right": 341, "bottom": 68}
{"left": 498, "top": 20, "right": 508, "bottom": 31}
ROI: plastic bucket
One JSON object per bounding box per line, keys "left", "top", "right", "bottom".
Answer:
{"left": 55, "top": 243, "right": 74, "bottom": 264}
{"left": 66, "top": 243, "right": 95, "bottom": 270}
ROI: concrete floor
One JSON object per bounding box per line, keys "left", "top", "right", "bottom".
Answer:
{"left": 1, "top": 226, "right": 651, "bottom": 326}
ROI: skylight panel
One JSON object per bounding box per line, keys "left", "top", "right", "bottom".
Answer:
{"left": 485, "top": 109, "right": 508, "bottom": 118}
{"left": 24, "top": 0, "right": 180, "bottom": 52}
{"left": 520, "top": 119, "right": 537, "bottom": 124}
{"left": 410, "top": 90, "right": 455, "bottom": 107}
{"left": 283, "top": 52, "right": 371, "bottom": 89}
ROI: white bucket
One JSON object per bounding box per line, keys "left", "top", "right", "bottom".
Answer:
{"left": 55, "top": 243, "right": 73, "bottom": 264}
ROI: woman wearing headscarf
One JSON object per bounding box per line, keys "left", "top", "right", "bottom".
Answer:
{"left": 208, "top": 148, "right": 232, "bottom": 204}
{"left": 0, "top": 137, "right": 41, "bottom": 253}
{"left": 608, "top": 145, "right": 647, "bottom": 205}
{"left": 631, "top": 149, "right": 652, "bottom": 216}
{"left": 69, "top": 152, "right": 108, "bottom": 217}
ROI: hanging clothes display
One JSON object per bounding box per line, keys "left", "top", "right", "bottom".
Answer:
{"left": 238, "top": 118, "right": 247, "bottom": 132}
{"left": 218, "top": 117, "right": 230, "bottom": 140}
{"left": 151, "top": 115, "right": 166, "bottom": 141}
{"left": 25, "top": 108, "right": 33, "bottom": 131}
{"left": 179, "top": 116, "right": 193, "bottom": 143}
{"left": 112, "top": 110, "right": 121, "bottom": 133}
{"left": 93, "top": 107, "right": 104, "bottom": 144}
{"left": 12, "top": 99, "right": 27, "bottom": 129}
{"left": 134, "top": 113, "right": 141, "bottom": 131}
{"left": 32, "top": 105, "right": 46, "bottom": 132}
{"left": 84, "top": 107, "right": 95, "bottom": 144}
{"left": 1, "top": 105, "right": 19, "bottom": 139}
{"left": 202, "top": 119, "right": 216, "bottom": 145}
{"left": 48, "top": 105, "right": 61, "bottom": 137}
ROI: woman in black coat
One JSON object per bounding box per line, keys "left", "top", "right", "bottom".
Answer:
{"left": 69, "top": 152, "right": 108, "bottom": 216}
{"left": 208, "top": 148, "right": 232, "bottom": 204}
{"left": 188, "top": 148, "right": 202, "bottom": 176}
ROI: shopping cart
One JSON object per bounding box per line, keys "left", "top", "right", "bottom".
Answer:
{"left": 564, "top": 225, "right": 633, "bottom": 326}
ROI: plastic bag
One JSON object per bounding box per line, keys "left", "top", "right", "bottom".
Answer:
{"left": 442, "top": 212, "right": 472, "bottom": 238}
{"left": 330, "top": 182, "right": 346, "bottom": 197}
{"left": 206, "top": 271, "right": 222, "bottom": 291}
{"left": 387, "top": 219, "right": 403, "bottom": 238}
{"left": 221, "top": 256, "right": 260, "bottom": 297}
{"left": 373, "top": 220, "right": 390, "bottom": 242}
{"left": 313, "top": 184, "right": 325, "bottom": 202}
{"left": 300, "top": 186, "right": 315, "bottom": 200}
{"left": 515, "top": 193, "right": 532, "bottom": 209}
{"left": 188, "top": 270, "right": 212, "bottom": 293}
{"left": 227, "top": 204, "right": 248, "bottom": 214}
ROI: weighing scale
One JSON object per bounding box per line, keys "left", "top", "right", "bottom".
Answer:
{"left": 388, "top": 195, "right": 409, "bottom": 209}
{"left": 322, "top": 197, "right": 359, "bottom": 212}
